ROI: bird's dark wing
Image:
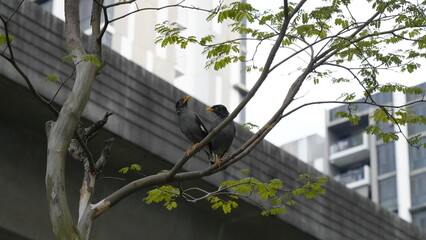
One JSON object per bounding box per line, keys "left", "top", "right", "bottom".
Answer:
{"left": 194, "top": 113, "right": 214, "bottom": 161}
{"left": 194, "top": 114, "right": 208, "bottom": 137}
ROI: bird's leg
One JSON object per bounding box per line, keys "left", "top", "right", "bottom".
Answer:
{"left": 216, "top": 152, "right": 231, "bottom": 166}
{"left": 215, "top": 154, "right": 222, "bottom": 167}
{"left": 185, "top": 143, "right": 200, "bottom": 156}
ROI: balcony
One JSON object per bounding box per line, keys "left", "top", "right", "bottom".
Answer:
{"left": 336, "top": 165, "right": 370, "bottom": 186}
{"left": 335, "top": 165, "right": 370, "bottom": 198}
{"left": 330, "top": 133, "right": 369, "bottom": 167}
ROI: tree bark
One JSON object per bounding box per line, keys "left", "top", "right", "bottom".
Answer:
{"left": 45, "top": 0, "right": 100, "bottom": 239}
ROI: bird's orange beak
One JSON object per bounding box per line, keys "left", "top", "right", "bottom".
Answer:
{"left": 205, "top": 107, "right": 214, "bottom": 111}
{"left": 183, "top": 96, "right": 191, "bottom": 103}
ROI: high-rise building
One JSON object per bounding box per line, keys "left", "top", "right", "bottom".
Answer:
{"left": 281, "top": 134, "right": 325, "bottom": 172}
{"left": 282, "top": 83, "right": 426, "bottom": 230}
{"left": 33, "top": 0, "right": 248, "bottom": 122}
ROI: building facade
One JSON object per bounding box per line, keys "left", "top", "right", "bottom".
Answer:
{"left": 324, "top": 86, "right": 426, "bottom": 230}
{"left": 281, "top": 134, "right": 325, "bottom": 172}
{"left": 33, "top": 0, "right": 248, "bottom": 122}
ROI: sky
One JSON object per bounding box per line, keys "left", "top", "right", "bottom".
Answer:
{"left": 244, "top": 1, "right": 426, "bottom": 147}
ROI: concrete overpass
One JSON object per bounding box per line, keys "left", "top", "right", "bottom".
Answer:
{"left": 0, "top": 1, "right": 425, "bottom": 239}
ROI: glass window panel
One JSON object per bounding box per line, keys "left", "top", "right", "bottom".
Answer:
{"left": 412, "top": 210, "right": 426, "bottom": 230}
{"left": 409, "top": 138, "right": 426, "bottom": 170}
{"left": 411, "top": 173, "right": 426, "bottom": 206}
{"left": 408, "top": 104, "right": 426, "bottom": 136}
{"left": 379, "top": 176, "right": 397, "bottom": 209}
{"left": 377, "top": 142, "right": 396, "bottom": 175}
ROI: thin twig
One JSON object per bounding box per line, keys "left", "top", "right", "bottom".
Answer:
{"left": 5, "top": 0, "right": 24, "bottom": 23}
{"left": 49, "top": 66, "right": 76, "bottom": 104}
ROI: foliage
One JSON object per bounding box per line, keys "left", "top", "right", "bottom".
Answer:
{"left": 242, "top": 122, "right": 260, "bottom": 131}
{"left": 367, "top": 107, "right": 426, "bottom": 144}
{"left": 0, "top": 34, "right": 13, "bottom": 45}
{"left": 61, "top": 54, "right": 77, "bottom": 62}
{"left": 218, "top": 170, "right": 328, "bottom": 216}
{"left": 118, "top": 164, "right": 142, "bottom": 174}
{"left": 142, "top": 169, "right": 328, "bottom": 215}
{"left": 83, "top": 54, "right": 102, "bottom": 67}
{"left": 45, "top": 74, "right": 59, "bottom": 83}
{"left": 206, "top": 196, "right": 239, "bottom": 214}
{"left": 144, "top": 185, "right": 180, "bottom": 211}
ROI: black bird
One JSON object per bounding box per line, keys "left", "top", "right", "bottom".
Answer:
{"left": 175, "top": 96, "right": 212, "bottom": 159}
{"left": 205, "top": 104, "right": 235, "bottom": 165}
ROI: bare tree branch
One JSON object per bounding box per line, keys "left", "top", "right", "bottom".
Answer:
{"left": 84, "top": 112, "right": 114, "bottom": 143}
{"left": 91, "top": 1, "right": 308, "bottom": 219}
{"left": 95, "top": 137, "right": 114, "bottom": 172}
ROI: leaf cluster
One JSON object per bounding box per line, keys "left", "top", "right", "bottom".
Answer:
{"left": 365, "top": 106, "right": 426, "bottom": 145}
{"left": 213, "top": 170, "right": 328, "bottom": 216}
{"left": 144, "top": 185, "right": 180, "bottom": 211}
{"left": 118, "top": 163, "right": 142, "bottom": 174}
{"left": 0, "top": 34, "right": 13, "bottom": 45}
{"left": 241, "top": 122, "right": 259, "bottom": 131}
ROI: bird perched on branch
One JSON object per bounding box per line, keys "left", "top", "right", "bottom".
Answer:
{"left": 205, "top": 104, "right": 235, "bottom": 166}
{"left": 175, "top": 96, "right": 212, "bottom": 159}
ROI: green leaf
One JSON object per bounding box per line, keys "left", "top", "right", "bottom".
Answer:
{"left": 261, "top": 207, "right": 287, "bottom": 216}
{"left": 365, "top": 125, "right": 381, "bottom": 135}
{"left": 269, "top": 179, "right": 283, "bottom": 189}
{"left": 316, "top": 176, "right": 329, "bottom": 183}
{"left": 285, "top": 200, "right": 298, "bottom": 206}
{"left": 119, "top": 164, "right": 141, "bottom": 173}
{"left": 165, "top": 201, "right": 178, "bottom": 210}
{"left": 144, "top": 185, "right": 180, "bottom": 211}
{"left": 240, "top": 169, "right": 250, "bottom": 176}
{"left": 371, "top": 109, "right": 389, "bottom": 123}
{"left": 118, "top": 167, "right": 129, "bottom": 174}
{"left": 348, "top": 114, "right": 361, "bottom": 126}
{"left": 242, "top": 122, "right": 259, "bottom": 130}
{"left": 130, "top": 164, "right": 141, "bottom": 171}
{"left": 292, "top": 188, "right": 306, "bottom": 196}
{"left": 0, "top": 34, "right": 13, "bottom": 45}
{"left": 222, "top": 201, "right": 238, "bottom": 214}
{"left": 45, "top": 74, "right": 59, "bottom": 82}
{"left": 83, "top": 54, "right": 101, "bottom": 67}
{"left": 61, "top": 54, "right": 77, "bottom": 62}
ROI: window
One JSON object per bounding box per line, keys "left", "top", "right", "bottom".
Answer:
{"left": 408, "top": 104, "right": 426, "bottom": 136}
{"left": 377, "top": 142, "right": 396, "bottom": 175}
{"left": 409, "top": 138, "right": 426, "bottom": 170}
{"left": 411, "top": 172, "right": 426, "bottom": 206}
{"left": 412, "top": 210, "right": 426, "bottom": 229}
{"left": 337, "top": 165, "right": 365, "bottom": 185}
{"left": 379, "top": 176, "right": 397, "bottom": 209}
{"left": 377, "top": 120, "right": 394, "bottom": 134}
{"left": 373, "top": 92, "right": 392, "bottom": 105}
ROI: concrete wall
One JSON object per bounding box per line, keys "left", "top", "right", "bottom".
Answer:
{"left": 0, "top": 1, "right": 425, "bottom": 240}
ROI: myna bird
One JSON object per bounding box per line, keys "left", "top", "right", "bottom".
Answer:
{"left": 175, "top": 96, "right": 212, "bottom": 158}
{"left": 205, "top": 104, "right": 235, "bottom": 166}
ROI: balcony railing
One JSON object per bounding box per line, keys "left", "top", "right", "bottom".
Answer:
{"left": 336, "top": 165, "right": 370, "bottom": 186}
{"left": 330, "top": 133, "right": 363, "bottom": 154}
{"left": 329, "top": 133, "right": 369, "bottom": 167}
